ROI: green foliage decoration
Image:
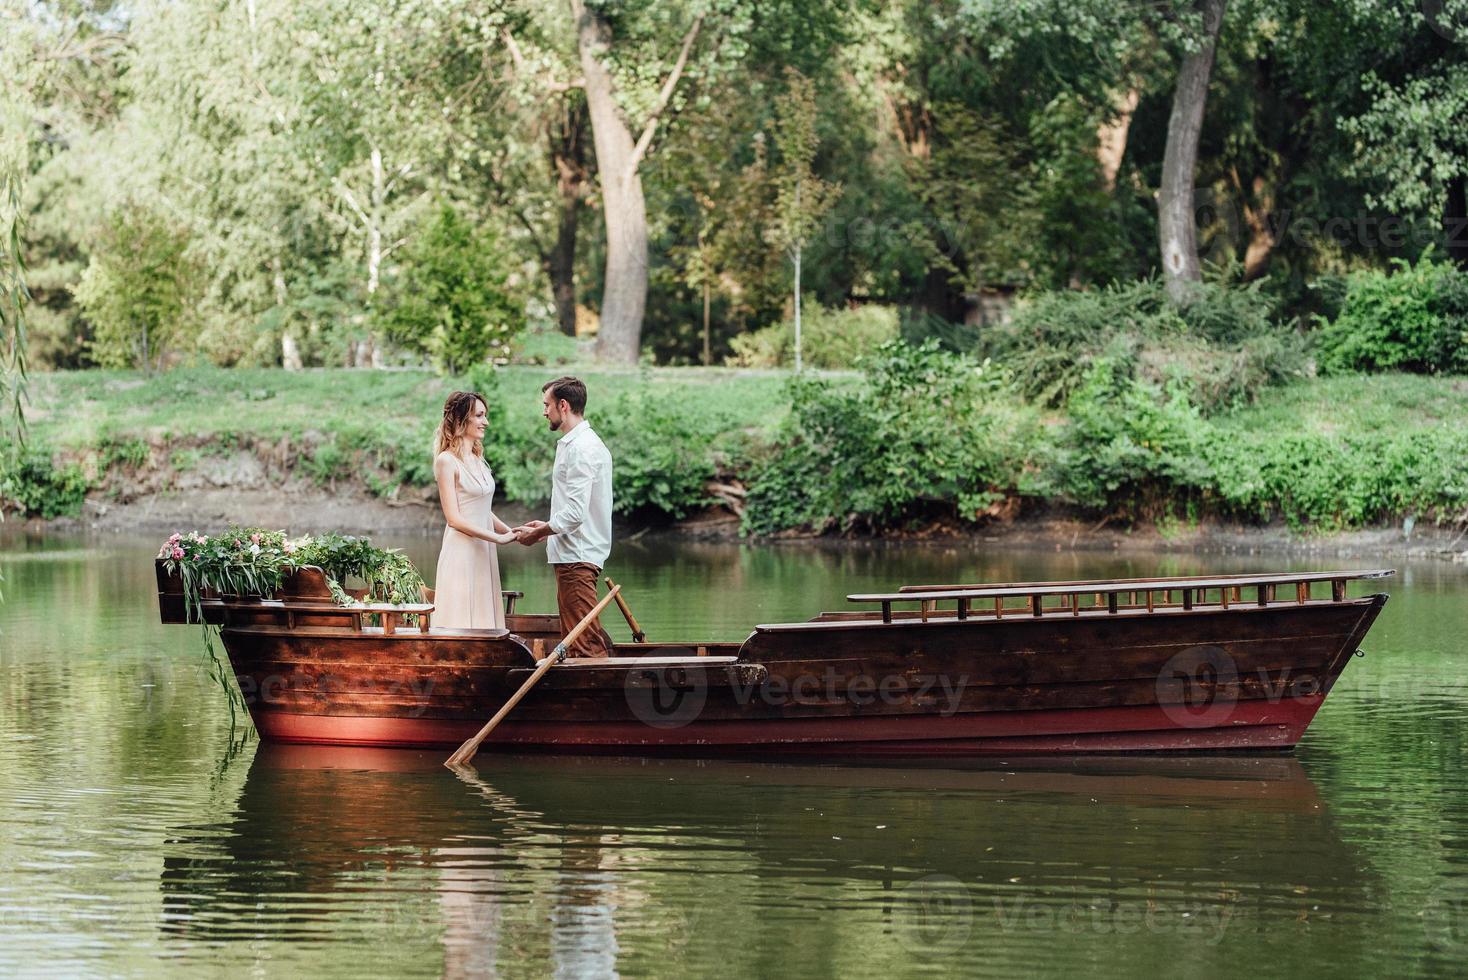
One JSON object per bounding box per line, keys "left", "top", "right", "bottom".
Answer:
{"left": 293, "top": 532, "right": 426, "bottom": 606}
{"left": 156, "top": 527, "right": 299, "bottom": 723}
{"left": 155, "top": 526, "right": 429, "bottom": 718}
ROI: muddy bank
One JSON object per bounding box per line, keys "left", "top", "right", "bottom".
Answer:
{"left": 23, "top": 476, "right": 1468, "bottom": 564}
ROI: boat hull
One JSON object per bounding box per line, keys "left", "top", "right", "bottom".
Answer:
{"left": 216, "top": 594, "right": 1388, "bottom": 756}
{"left": 251, "top": 697, "right": 1327, "bottom": 753}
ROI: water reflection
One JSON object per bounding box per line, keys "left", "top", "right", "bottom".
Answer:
{"left": 155, "top": 745, "right": 1371, "bottom": 975}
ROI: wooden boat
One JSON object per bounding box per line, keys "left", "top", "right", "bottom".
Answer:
{"left": 156, "top": 562, "right": 1392, "bottom": 755}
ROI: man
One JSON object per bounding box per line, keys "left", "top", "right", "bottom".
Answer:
{"left": 514, "top": 376, "right": 614, "bottom": 658}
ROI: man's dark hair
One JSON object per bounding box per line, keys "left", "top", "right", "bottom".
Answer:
{"left": 542, "top": 376, "right": 588, "bottom": 414}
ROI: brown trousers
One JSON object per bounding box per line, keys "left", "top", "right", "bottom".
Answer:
{"left": 554, "top": 562, "right": 614, "bottom": 658}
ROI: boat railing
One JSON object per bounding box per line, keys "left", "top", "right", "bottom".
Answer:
{"left": 847, "top": 569, "right": 1394, "bottom": 625}
{"left": 258, "top": 600, "right": 438, "bottom": 634}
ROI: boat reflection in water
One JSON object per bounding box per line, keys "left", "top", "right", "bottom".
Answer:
{"left": 159, "top": 746, "right": 1372, "bottom": 972}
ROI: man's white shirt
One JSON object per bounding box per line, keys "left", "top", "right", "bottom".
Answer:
{"left": 546, "top": 420, "right": 613, "bottom": 567}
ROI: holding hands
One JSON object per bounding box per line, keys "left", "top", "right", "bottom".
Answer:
{"left": 512, "top": 520, "right": 551, "bottom": 546}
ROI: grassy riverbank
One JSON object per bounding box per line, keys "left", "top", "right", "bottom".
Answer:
{"left": 3, "top": 361, "right": 1467, "bottom": 542}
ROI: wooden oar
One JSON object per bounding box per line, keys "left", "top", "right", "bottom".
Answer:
{"left": 445, "top": 584, "right": 621, "bottom": 768}
{"left": 604, "top": 576, "right": 646, "bottom": 643}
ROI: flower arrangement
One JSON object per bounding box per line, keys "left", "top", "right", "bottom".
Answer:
{"left": 157, "top": 526, "right": 303, "bottom": 721}
{"left": 156, "top": 527, "right": 429, "bottom": 717}
{"left": 158, "top": 527, "right": 299, "bottom": 609}
{"left": 157, "top": 527, "right": 424, "bottom": 608}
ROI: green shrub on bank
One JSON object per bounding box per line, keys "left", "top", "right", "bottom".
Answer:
{"left": 1044, "top": 361, "right": 1212, "bottom": 516}
{"left": 980, "top": 278, "right": 1308, "bottom": 412}
{"left": 1314, "top": 256, "right": 1468, "bottom": 375}
{"left": 0, "top": 446, "right": 91, "bottom": 518}
{"left": 1204, "top": 427, "right": 1468, "bottom": 529}
{"left": 726, "top": 302, "right": 899, "bottom": 369}
{"left": 743, "top": 340, "right": 1040, "bottom": 534}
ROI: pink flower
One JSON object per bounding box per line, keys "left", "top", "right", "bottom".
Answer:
{"left": 250, "top": 533, "right": 262, "bottom": 545}
{"left": 172, "top": 547, "right": 185, "bottom": 560}
{"left": 168, "top": 532, "right": 181, "bottom": 544}
{"left": 283, "top": 542, "right": 295, "bottom": 554}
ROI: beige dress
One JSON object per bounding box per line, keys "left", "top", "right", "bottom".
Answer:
{"left": 433, "top": 452, "right": 506, "bottom": 630}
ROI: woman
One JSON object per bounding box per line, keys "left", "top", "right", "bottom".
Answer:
{"left": 432, "top": 391, "right": 517, "bottom": 630}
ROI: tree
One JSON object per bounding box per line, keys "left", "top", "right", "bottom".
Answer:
{"left": 952, "top": 0, "right": 1232, "bottom": 302}
{"left": 378, "top": 204, "right": 525, "bottom": 374}
{"left": 768, "top": 69, "right": 841, "bottom": 372}
{"left": 73, "top": 211, "right": 200, "bottom": 371}
{"left": 1341, "top": 6, "right": 1468, "bottom": 268}
{"left": 1, "top": 123, "right": 27, "bottom": 442}
{"left": 1158, "top": 0, "right": 1228, "bottom": 303}
{"left": 568, "top": 0, "right": 705, "bottom": 363}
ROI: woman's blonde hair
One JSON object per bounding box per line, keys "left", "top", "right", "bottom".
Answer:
{"left": 434, "top": 391, "right": 488, "bottom": 459}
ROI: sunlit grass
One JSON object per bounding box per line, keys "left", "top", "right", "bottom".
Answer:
{"left": 25, "top": 363, "right": 813, "bottom": 448}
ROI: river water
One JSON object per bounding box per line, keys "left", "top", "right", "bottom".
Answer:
{"left": 1, "top": 532, "right": 1465, "bottom": 977}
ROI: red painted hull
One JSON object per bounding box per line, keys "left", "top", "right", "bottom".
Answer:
{"left": 253, "top": 694, "right": 1328, "bottom": 754}
{"left": 156, "top": 562, "right": 1389, "bottom": 758}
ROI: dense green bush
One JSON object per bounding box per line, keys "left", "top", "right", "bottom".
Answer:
{"left": 978, "top": 278, "right": 1308, "bottom": 412}
{"left": 0, "top": 445, "right": 91, "bottom": 518}
{"left": 377, "top": 205, "right": 525, "bottom": 374}
{"left": 899, "top": 308, "right": 983, "bottom": 354}
{"left": 1204, "top": 427, "right": 1468, "bottom": 530}
{"left": 743, "top": 340, "right": 1040, "bottom": 534}
{"left": 726, "top": 301, "right": 899, "bottom": 369}
{"left": 595, "top": 394, "right": 722, "bottom": 518}
{"left": 1044, "top": 360, "right": 1212, "bottom": 516}
{"left": 1314, "top": 256, "right": 1468, "bottom": 375}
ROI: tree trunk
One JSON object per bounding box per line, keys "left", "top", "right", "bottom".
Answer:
{"left": 550, "top": 191, "right": 581, "bottom": 337}
{"left": 571, "top": 0, "right": 648, "bottom": 364}
{"left": 271, "top": 257, "right": 303, "bottom": 370}
{"left": 1158, "top": 0, "right": 1227, "bottom": 305}
{"left": 1096, "top": 87, "right": 1140, "bottom": 193}
{"left": 702, "top": 278, "right": 711, "bottom": 367}
{"left": 548, "top": 97, "right": 589, "bottom": 336}
{"left": 1446, "top": 175, "right": 1468, "bottom": 270}
{"left": 1241, "top": 174, "right": 1277, "bottom": 281}
{"left": 793, "top": 242, "right": 803, "bottom": 373}
{"left": 367, "top": 146, "right": 384, "bottom": 297}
